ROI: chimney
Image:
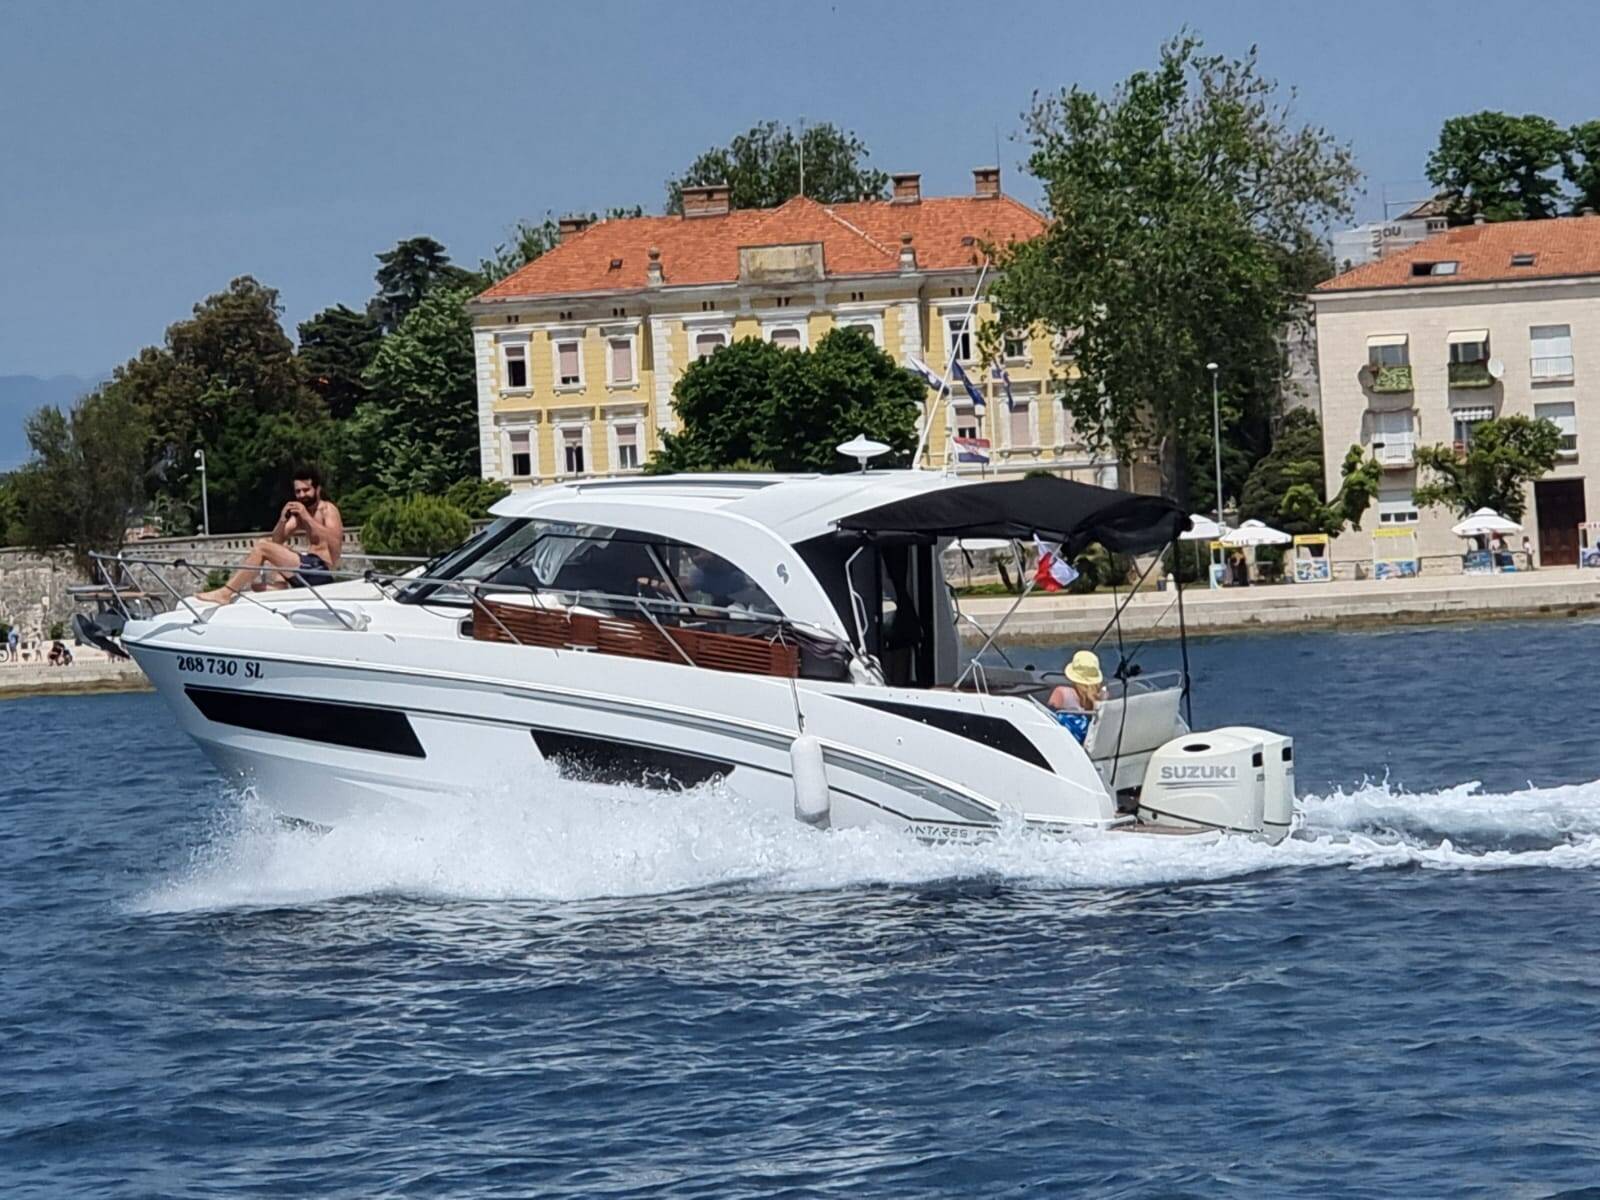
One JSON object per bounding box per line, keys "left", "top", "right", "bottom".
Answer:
{"left": 1472, "top": 212, "right": 1487, "bottom": 226}
{"left": 890, "top": 172, "right": 922, "bottom": 204}
{"left": 899, "top": 233, "right": 917, "bottom": 271}
{"left": 682, "top": 183, "right": 731, "bottom": 218}
{"left": 1581, "top": 206, "right": 1596, "bottom": 217}
{"left": 557, "top": 214, "right": 591, "bottom": 243}
{"left": 646, "top": 247, "right": 663, "bottom": 287}
{"left": 973, "top": 165, "right": 1001, "bottom": 199}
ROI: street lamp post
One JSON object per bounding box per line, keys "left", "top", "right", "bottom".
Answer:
{"left": 195, "top": 448, "right": 210, "bottom": 537}
{"left": 1206, "top": 362, "right": 1223, "bottom": 529}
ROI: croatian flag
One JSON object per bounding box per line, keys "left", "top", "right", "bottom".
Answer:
{"left": 954, "top": 436, "right": 991, "bottom": 464}
{"left": 1032, "top": 533, "right": 1080, "bottom": 591}
{"left": 906, "top": 356, "right": 947, "bottom": 392}
{"left": 950, "top": 360, "right": 986, "bottom": 411}
{"left": 992, "top": 364, "right": 1016, "bottom": 409}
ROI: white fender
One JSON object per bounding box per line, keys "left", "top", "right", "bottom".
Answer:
{"left": 791, "top": 734, "right": 831, "bottom": 829}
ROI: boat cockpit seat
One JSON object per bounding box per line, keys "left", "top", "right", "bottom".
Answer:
{"left": 1084, "top": 684, "right": 1185, "bottom": 762}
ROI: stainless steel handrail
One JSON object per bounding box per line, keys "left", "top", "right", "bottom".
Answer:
{"left": 89, "top": 551, "right": 853, "bottom": 658}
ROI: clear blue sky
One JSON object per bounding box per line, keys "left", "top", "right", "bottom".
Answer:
{"left": 3, "top": 0, "right": 1597, "bottom": 378}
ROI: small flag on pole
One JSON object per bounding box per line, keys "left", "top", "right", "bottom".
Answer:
{"left": 1032, "top": 533, "right": 1080, "bottom": 591}
{"left": 953, "top": 436, "right": 991, "bottom": 464}
{"left": 906, "top": 356, "right": 947, "bottom": 391}
{"left": 991, "top": 364, "right": 1016, "bottom": 409}
{"left": 951, "top": 360, "right": 986, "bottom": 410}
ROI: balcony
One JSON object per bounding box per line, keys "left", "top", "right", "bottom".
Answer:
{"left": 1373, "top": 438, "right": 1415, "bottom": 468}
{"left": 1448, "top": 361, "right": 1493, "bottom": 388}
{"left": 1369, "top": 364, "right": 1413, "bottom": 393}
{"left": 1532, "top": 355, "right": 1575, "bottom": 382}
{"left": 1558, "top": 434, "right": 1579, "bottom": 459}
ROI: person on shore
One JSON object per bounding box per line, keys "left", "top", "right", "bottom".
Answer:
{"left": 1049, "top": 651, "right": 1106, "bottom": 714}
{"left": 5, "top": 624, "right": 18, "bottom": 662}
{"left": 1523, "top": 535, "right": 1535, "bottom": 570}
{"left": 1229, "top": 551, "right": 1250, "bottom": 587}
{"left": 196, "top": 466, "right": 344, "bottom": 605}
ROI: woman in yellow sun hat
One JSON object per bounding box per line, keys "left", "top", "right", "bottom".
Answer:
{"left": 1049, "top": 650, "right": 1106, "bottom": 714}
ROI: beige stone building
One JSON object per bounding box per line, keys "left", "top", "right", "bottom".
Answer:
{"left": 1312, "top": 215, "right": 1600, "bottom": 567}
{"left": 465, "top": 170, "right": 1123, "bottom": 490}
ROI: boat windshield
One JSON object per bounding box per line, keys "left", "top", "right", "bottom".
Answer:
{"left": 399, "top": 517, "right": 780, "bottom": 616}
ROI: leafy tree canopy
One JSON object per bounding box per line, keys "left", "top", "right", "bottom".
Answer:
{"left": 107, "top": 276, "right": 329, "bottom": 532}
{"left": 368, "top": 237, "right": 478, "bottom": 333}
{"left": 1564, "top": 120, "right": 1600, "bottom": 215}
{"left": 9, "top": 388, "right": 150, "bottom": 564}
{"left": 1426, "top": 111, "right": 1571, "bottom": 223}
{"left": 354, "top": 285, "right": 480, "bottom": 495}
{"left": 650, "top": 328, "right": 921, "bottom": 473}
{"left": 443, "top": 475, "right": 511, "bottom": 519}
{"left": 666, "top": 120, "right": 890, "bottom": 213}
{"left": 362, "top": 494, "right": 472, "bottom": 560}
{"left": 985, "top": 36, "right": 1358, "bottom": 506}
{"left": 1239, "top": 408, "right": 1378, "bottom": 536}
{"left": 298, "top": 304, "right": 383, "bottom": 419}
{"left": 1413, "top": 415, "right": 1561, "bottom": 520}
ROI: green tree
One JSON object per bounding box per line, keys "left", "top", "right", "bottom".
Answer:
{"left": 481, "top": 208, "right": 647, "bottom": 282}
{"left": 1239, "top": 410, "right": 1378, "bottom": 536}
{"left": 444, "top": 475, "right": 511, "bottom": 519}
{"left": 1426, "top": 112, "right": 1571, "bottom": 223}
{"left": 362, "top": 494, "right": 472, "bottom": 559}
{"left": 9, "top": 388, "right": 150, "bottom": 564}
{"left": 666, "top": 120, "right": 890, "bottom": 213}
{"left": 368, "top": 237, "right": 477, "bottom": 333}
{"left": 110, "top": 276, "right": 329, "bottom": 532}
{"left": 355, "top": 285, "right": 480, "bottom": 494}
{"left": 1564, "top": 120, "right": 1600, "bottom": 214}
{"left": 298, "top": 304, "right": 383, "bottom": 418}
{"left": 985, "top": 37, "right": 1358, "bottom": 506}
{"left": 649, "top": 328, "right": 920, "bottom": 474}
{"left": 1413, "top": 415, "right": 1561, "bottom": 520}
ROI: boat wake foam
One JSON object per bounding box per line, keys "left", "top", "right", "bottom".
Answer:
{"left": 134, "top": 773, "right": 1600, "bottom": 913}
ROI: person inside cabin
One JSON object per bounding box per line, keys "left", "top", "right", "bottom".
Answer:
{"left": 197, "top": 466, "right": 344, "bottom": 605}
{"left": 1048, "top": 651, "right": 1106, "bottom": 714}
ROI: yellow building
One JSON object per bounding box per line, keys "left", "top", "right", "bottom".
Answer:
{"left": 467, "top": 168, "right": 1115, "bottom": 487}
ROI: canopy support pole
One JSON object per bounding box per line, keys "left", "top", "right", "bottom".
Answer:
{"left": 1174, "top": 540, "right": 1193, "bottom": 727}
{"left": 954, "top": 566, "right": 1037, "bottom": 691}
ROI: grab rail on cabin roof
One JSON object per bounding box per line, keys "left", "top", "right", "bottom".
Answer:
{"left": 87, "top": 550, "right": 851, "bottom": 664}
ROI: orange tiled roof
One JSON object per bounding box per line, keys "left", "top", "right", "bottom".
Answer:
{"left": 1317, "top": 215, "right": 1600, "bottom": 292}
{"left": 475, "top": 193, "right": 1046, "bottom": 302}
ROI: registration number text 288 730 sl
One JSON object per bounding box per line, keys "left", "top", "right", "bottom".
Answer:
{"left": 175, "top": 655, "right": 263, "bottom": 679}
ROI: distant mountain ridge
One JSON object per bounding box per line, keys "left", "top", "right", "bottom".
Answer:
{"left": 0, "top": 374, "right": 106, "bottom": 471}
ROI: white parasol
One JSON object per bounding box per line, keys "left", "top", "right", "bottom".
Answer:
{"left": 1180, "top": 514, "right": 1226, "bottom": 541}
{"left": 1219, "top": 519, "right": 1292, "bottom": 548}
{"left": 1451, "top": 507, "right": 1521, "bottom": 538}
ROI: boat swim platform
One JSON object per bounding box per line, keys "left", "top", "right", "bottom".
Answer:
{"left": 960, "top": 566, "right": 1600, "bottom": 643}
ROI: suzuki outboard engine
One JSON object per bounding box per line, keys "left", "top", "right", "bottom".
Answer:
{"left": 1137, "top": 727, "right": 1294, "bottom": 843}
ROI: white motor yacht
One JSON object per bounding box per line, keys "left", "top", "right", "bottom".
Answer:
{"left": 103, "top": 471, "right": 1295, "bottom": 842}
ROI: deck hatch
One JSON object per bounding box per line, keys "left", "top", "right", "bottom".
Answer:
{"left": 530, "top": 728, "right": 732, "bottom": 789}
{"left": 841, "top": 697, "right": 1052, "bottom": 771}
{"left": 184, "top": 686, "right": 426, "bottom": 758}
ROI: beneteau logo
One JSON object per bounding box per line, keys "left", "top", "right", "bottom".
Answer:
{"left": 1160, "top": 764, "right": 1238, "bottom": 782}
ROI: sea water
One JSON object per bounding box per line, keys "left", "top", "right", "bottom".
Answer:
{"left": 4, "top": 618, "right": 1600, "bottom": 1197}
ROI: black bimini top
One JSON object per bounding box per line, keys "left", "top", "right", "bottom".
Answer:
{"left": 836, "top": 475, "right": 1185, "bottom": 555}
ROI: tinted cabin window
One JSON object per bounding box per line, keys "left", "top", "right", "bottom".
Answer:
{"left": 401, "top": 519, "right": 779, "bottom": 615}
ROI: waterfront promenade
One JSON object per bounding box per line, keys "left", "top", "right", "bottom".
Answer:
{"left": 0, "top": 653, "right": 149, "bottom": 699}
{"left": 960, "top": 566, "right": 1600, "bottom": 643}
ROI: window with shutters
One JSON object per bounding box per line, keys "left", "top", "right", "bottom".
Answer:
{"left": 554, "top": 338, "right": 583, "bottom": 388}
{"left": 500, "top": 340, "right": 529, "bottom": 391}
{"left": 694, "top": 330, "right": 727, "bottom": 361}
{"left": 506, "top": 428, "right": 533, "bottom": 478}
{"left": 562, "top": 427, "right": 586, "bottom": 475}
{"left": 954, "top": 404, "right": 980, "bottom": 443}
{"left": 1371, "top": 409, "right": 1415, "bottom": 465}
{"left": 607, "top": 336, "right": 635, "bottom": 386}
{"left": 946, "top": 316, "right": 973, "bottom": 363}
{"left": 614, "top": 423, "right": 640, "bottom": 471}
{"left": 1531, "top": 324, "right": 1574, "bottom": 381}
{"left": 1377, "top": 484, "right": 1418, "bottom": 525}
{"left": 1536, "top": 400, "right": 1578, "bottom": 455}
{"left": 769, "top": 326, "right": 802, "bottom": 350}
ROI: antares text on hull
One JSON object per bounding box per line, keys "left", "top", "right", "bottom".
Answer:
{"left": 97, "top": 472, "right": 1295, "bottom": 842}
